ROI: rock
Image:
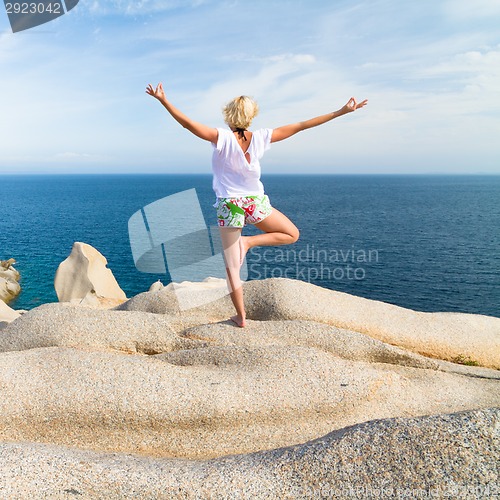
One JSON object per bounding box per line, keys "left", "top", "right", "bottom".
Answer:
{"left": 115, "top": 283, "right": 182, "bottom": 314}
{"left": 170, "top": 277, "right": 229, "bottom": 310}
{"left": 242, "top": 278, "right": 500, "bottom": 369}
{"left": 54, "top": 242, "right": 127, "bottom": 305}
{"left": 0, "top": 343, "right": 497, "bottom": 459}
{"left": 0, "top": 278, "right": 21, "bottom": 303}
{"left": 149, "top": 279, "right": 164, "bottom": 292}
{"left": 0, "top": 302, "right": 203, "bottom": 354}
{"left": 0, "top": 258, "right": 19, "bottom": 277}
{"left": 0, "top": 407, "right": 497, "bottom": 499}
{"left": 179, "top": 320, "right": 500, "bottom": 379}
{"left": 1, "top": 276, "right": 499, "bottom": 496}
{"left": 0, "top": 300, "right": 20, "bottom": 329}
{"left": 68, "top": 290, "right": 128, "bottom": 310}
{"left": 118, "top": 277, "right": 229, "bottom": 314}
{"left": 0, "top": 258, "right": 21, "bottom": 304}
{"left": 179, "top": 278, "right": 499, "bottom": 369}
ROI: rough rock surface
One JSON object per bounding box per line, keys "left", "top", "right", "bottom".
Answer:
{"left": 0, "top": 302, "right": 200, "bottom": 354}
{"left": 1, "top": 276, "right": 499, "bottom": 497}
{"left": 118, "top": 277, "right": 500, "bottom": 369}
{"left": 0, "top": 329, "right": 498, "bottom": 459}
{"left": 0, "top": 408, "right": 497, "bottom": 499}
{"left": 54, "top": 242, "right": 127, "bottom": 304}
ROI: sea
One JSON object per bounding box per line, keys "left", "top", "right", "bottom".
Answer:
{"left": 1, "top": 174, "right": 499, "bottom": 318}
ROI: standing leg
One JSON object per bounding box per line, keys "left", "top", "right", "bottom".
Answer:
{"left": 218, "top": 226, "right": 246, "bottom": 327}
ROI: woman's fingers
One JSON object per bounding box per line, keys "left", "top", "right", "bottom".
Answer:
{"left": 145, "top": 83, "right": 164, "bottom": 98}
{"left": 347, "top": 98, "right": 368, "bottom": 111}
{"left": 344, "top": 97, "right": 356, "bottom": 112}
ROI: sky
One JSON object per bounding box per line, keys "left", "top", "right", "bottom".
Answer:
{"left": 0, "top": 0, "right": 499, "bottom": 175}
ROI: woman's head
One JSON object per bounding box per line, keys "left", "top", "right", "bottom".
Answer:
{"left": 223, "top": 95, "right": 259, "bottom": 130}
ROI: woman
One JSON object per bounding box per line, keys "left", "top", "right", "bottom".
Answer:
{"left": 146, "top": 83, "right": 367, "bottom": 327}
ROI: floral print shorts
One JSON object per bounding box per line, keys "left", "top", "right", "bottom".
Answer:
{"left": 214, "top": 195, "right": 273, "bottom": 227}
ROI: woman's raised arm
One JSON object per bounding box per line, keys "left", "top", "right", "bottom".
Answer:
{"left": 271, "top": 97, "right": 367, "bottom": 143}
{"left": 146, "top": 83, "right": 218, "bottom": 144}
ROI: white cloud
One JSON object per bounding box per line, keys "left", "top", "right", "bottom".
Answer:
{"left": 420, "top": 46, "right": 500, "bottom": 76}
{"left": 411, "top": 46, "right": 500, "bottom": 117}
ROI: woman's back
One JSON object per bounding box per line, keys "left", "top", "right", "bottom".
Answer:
{"left": 211, "top": 127, "right": 273, "bottom": 198}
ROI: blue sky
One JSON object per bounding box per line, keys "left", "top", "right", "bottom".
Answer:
{"left": 1, "top": 0, "right": 499, "bottom": 174}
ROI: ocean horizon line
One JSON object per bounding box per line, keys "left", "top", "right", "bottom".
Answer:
{"left": 2, "top": 171, "right": 499, "bottom": 177}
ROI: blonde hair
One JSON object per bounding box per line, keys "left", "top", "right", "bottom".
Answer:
{"left": 222, "top": 95, "right": 259, "bottom": 129}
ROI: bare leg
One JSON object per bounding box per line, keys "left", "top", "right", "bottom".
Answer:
{"left": 240, "top": 208, "right": 300, "bottom": 262}
{"left": 218, "top": 209, "right": 299, "bottom": 326}
{"left": 218, "top": 227, "right": 246, "bottom": 327}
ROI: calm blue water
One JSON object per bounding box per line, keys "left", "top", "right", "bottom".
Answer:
{"left": 1, "top": 174, "right": 499, "bottom": 318}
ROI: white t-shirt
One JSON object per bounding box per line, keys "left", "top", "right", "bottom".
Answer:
{"left": 211, "top": 127, "right": 273, "bottom": 198}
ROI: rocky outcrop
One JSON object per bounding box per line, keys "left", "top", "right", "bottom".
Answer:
{"left": 0, "top": 408, "right": 497, "bottom": 499}
{"left": 0, "top": 302, "right": 200, "bottom": 354}
{"left": 119, "top": 277, "right": 500, "bottom": 370}
{"left": 0, "top": 258, "right": 21, "bottom": 304}
{"left": 0, "top": 279, "right": 499, "bottom": 460}
{"left": 0, "top": 343, "right": 498, "bottom": 460}
{"left": 0, "top": 276, "right": 498, "bottom": 497}
{"left": 54, "top": 242, "right": 127, "bottom": 306}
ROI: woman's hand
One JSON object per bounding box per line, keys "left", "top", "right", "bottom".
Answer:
{"left": 340, "top": 97, "right": 368, "bottom": 115}
{"left": 146, "top": 82, "right": 166, "bottom": 101}
{"left": 145, "top": 82, "right": 218, "bottom": 143}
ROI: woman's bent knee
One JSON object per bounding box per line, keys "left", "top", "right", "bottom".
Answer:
{"left": 289, "top": 227, "right": 300, "bottom": 243}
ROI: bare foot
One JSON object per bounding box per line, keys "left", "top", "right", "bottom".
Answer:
{"left": 239, "top": 236, "right": 249, "bottom": 266}
{"left": 230, "top": 314, "right": 246, "bottom": 327}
